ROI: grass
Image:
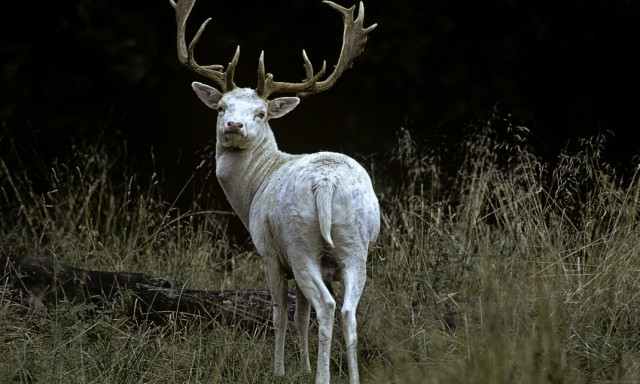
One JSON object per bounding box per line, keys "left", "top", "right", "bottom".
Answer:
{"left": 2, "top": 111, "right": 640, "bottom": 383}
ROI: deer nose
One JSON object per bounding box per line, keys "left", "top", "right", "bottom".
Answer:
{"left": 225, "top": 121, "right": 244, "bottom": 134}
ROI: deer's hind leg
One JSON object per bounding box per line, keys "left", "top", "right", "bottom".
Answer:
{"left": 294, "top": 282, "right": 311, "bottom": 373}
{"left": 287, "top": 245, "right": 336, "bottom": 384}
{"left": 339, "top": 253, "right": 367, "bottom": 384}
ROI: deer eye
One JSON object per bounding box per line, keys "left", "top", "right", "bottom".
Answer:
{"left": 216, "top": 105, "right": 225, "bottom": 113}
{"left": 255, "top": 111, "right": 267, "bottom": 120}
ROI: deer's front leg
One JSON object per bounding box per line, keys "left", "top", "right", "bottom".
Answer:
{"left": 265, "top": 262, "right": 288, "bottom": 376}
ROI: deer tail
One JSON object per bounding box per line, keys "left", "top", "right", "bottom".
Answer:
{"left": 314, "top": 179, "right": 335, "bottom": 248}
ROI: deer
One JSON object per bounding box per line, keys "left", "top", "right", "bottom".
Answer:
{"left": 170, "top": 1, "right": 379, "bottom": 383}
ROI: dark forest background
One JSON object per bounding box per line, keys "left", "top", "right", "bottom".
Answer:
{"left": 2, "top": 0, "right": 640, "bottom": 190}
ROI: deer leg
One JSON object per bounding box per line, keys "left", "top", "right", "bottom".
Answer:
{"left": 294, "top": 283, "right": 312, "bottom": 373}
{"left": 312, "top": 284, "right": 335, "bottom": 384}
{"left": 265, "top": 263, "right": 288, "bottom": 376}
{"left": 293, "top": 264, "right": 336, "bottom": 384}
{"left": 341, "top": 261, "right": 367, "bottom": 384}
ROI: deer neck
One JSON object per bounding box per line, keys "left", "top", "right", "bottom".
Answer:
{"left": 214, "top": 127, "right": 290, "bottom": 228}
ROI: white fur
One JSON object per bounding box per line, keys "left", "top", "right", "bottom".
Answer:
{"left": 192, "top": 83, "right": 380, "bottom": 384}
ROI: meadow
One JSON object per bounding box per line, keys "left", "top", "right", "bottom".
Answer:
{"left": 2, "top": 111, "right": 640, "bottom": 383}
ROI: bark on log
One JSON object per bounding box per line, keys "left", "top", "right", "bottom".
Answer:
{"left": 0, "top": 256, "right": 320, "bottom": 330}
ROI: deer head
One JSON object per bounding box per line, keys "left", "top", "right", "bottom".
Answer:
{"left": 190, "top": 85, "right": 300, "bottom": 149}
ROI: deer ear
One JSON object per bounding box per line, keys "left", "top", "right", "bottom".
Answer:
{"left": 192, "top": 82, "right": 223, "bottom": 109}
{"left": 267, "top": 97, "right": 300, "bottom": 120}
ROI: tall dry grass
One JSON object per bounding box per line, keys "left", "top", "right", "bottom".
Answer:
{"left": 2, "top": 112, "right": 640, "bottom": 383}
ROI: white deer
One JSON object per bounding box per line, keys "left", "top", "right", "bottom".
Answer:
{"left": 170, "top": 1, "right": 379, "bottom": 383}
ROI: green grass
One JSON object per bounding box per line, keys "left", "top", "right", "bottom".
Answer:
{"left": 2, "top": 113, "right": 640, "bottom": 383}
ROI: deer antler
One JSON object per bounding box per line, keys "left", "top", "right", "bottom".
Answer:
{"left": 171, "top": 0, "right": 376, "bottom": 98}
{"left": 170, "top": 0, "right": 238, "bottom": 92}
{"left": 257, "top": 1, "right": 377, "bottom": 99}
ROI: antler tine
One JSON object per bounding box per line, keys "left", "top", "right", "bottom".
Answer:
{"left": 172, "top": 0, "right": 238, "bottom": 92}
{"left": 256, "top": 50, "right": 327, "bottom": 99}
{"left": 256, "top": 51, "right": 269, "bottom": 96}
{"left": 257, "top": 1, "right": 376, "bottom": 99}
{"left": 224, "top": 46, "right": 240, "bottom": 91}
{"left": 302, "top": 50, "right": 323, "bottom": 82}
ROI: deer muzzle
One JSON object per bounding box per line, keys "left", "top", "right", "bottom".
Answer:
{"left": 224, "top": 121, "right": 246, "bottom": 137}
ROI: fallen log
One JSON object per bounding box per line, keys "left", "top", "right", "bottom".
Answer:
{"left": 1, "top": 257, "right": 460, "bottom": 333}
{"left": 0, "top": 256, "right": 315, "bottom": 329}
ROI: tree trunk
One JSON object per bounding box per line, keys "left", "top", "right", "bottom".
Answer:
{"left": 0, "top": 256, "right": 311, "bottom": 330}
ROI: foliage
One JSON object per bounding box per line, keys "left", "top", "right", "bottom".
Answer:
{"left": 2, "top": 114, "right": 640, "bottom": 383}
